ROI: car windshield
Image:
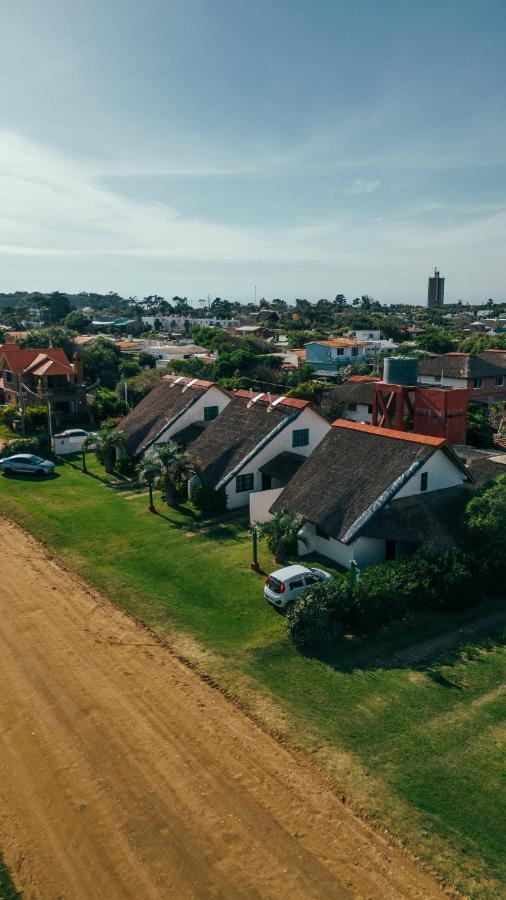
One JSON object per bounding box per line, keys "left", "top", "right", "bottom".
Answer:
{"left": 31, "top": 456, "right": 44, "bottom": 464}
{"left": 267, "top": 576, "right": 283, "bottom": 594}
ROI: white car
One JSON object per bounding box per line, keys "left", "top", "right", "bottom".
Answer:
{"left": 0, "top": 454, "right": 56, "bottom": 476}
{"left": 264, "top": 564, "right": 332, "bottom": 610}
{"left": 59, "top": 429, "right": 91, "bottom": 438}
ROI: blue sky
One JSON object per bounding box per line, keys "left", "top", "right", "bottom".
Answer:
{"left": 1, "top": 0, "right": 505, "bottom": 303}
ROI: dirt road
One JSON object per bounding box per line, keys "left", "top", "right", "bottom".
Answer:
{"left": 0, "top": 517, "right": 445, "bottom": 899}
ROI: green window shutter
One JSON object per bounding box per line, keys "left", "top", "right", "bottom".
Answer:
{"left": 292, "top": 428, "right": 309, "bottom": 448}
{"left": 204, "top": 405, "right": 219, "bottom": 421}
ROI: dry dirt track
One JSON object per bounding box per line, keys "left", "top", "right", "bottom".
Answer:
{"left": 0, "top": 517, "right": 446, "bottom": 900}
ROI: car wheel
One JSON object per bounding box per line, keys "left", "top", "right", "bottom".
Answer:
{"left": 3, "top": 468, "right": 13, "bottom": 476}
{"left": 36, "top": 469, "right": 44, "bottom": 477}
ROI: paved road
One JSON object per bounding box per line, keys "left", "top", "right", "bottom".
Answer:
{"left": 0, "top": 516, "right": 445, "bottom": 899}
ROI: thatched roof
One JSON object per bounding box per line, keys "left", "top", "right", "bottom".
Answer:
{"left": 259, "top": 451, "right": 306, "bottom": 484}
{"left": 190, "top": 392, "right": 309, "bottom": 490}
{"left": 272, "top": 420, "right": 470, "bottom": 544}
{"left": 419, "top": 352, "right": 506, "bottom": 380}
{"left": 118, "top": 375, "right": 215, "bottom": 457}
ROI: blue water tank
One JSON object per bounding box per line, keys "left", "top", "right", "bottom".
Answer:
{"left": 383, "top": 357, "right": 419, "bottom": 385}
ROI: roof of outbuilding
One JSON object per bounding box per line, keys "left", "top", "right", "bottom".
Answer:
{"left": 117, "top": 375, "right": 216, "bottom": 457}
{"left": 190, "top": 393, "right": 308, "bottom": 490}
{"left": 272, "top": 420, "right": 469, "bottom": 543}
{"left": 259, "top": 451, "right": 306, "bottom": 484}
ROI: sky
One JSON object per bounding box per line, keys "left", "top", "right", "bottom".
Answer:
{"left": 1, "top": 0, "right": 505, "bottom": 304}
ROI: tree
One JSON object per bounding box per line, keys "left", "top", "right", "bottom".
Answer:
{"left": 490, "top": 401, "right": 506, "bottom": 437}
{"left": 94, "top": 427, "right": 126, "bottom": 474}
{"left": 466, "top": 473, "right": 506, "bottom": 557}
{"left": 41, "top": 292, "right": 72, "bottom": 325}
{"left": 137, "top": 351, "right": 156, "bottom": 369}
{"left": 142, "top": 444, "right": 193, "bottom": 506}
{"left": 466, "top": 403, "right": 494, "bottom": 448}
{"left": 416, "top": 329, "right": 455, "bottom": 354}
{"left": 118, "top": 359, "right": 141, "bottom": 379}
{"left": 19, "top": 327, "right": 77, "bottom": 359}
{"left": 81, "top": 338, "right": 121, "bottom": 388}
{"left": 63, "top": 310, "right": 92, "bottom": 332}
{"left": 90, "top": 388, "right": 128, "bottom": 421}
{"left": 136, "top": 458, "right": 160, "bottom": 512}
{"left": 257, "top": 511, "right": 306, "bottom": 564}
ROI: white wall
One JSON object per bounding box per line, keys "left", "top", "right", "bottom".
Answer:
{"left": 150, "top": 386, "right": 230, "bottom": 449}
{"left": 249, "top": 488, "right": 283, "bottom": 524}
{"left": 396, "top": 448, "right": 465, "bottom": 498}
{"left": 225, "top": 407, "right": 331, "bottom": 509}
{"left": 342, "top": 403, "right": 373, "bottom": 424}
{"left": 419, "top": 375, "right": 467, "bottom": 388}
{"left": 298, "top": 522, "right": 386, "bottom": 569}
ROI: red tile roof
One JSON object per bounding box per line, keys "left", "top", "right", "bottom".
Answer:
{"left": 234, "top": 390, "right": 309, "bottom": 409}
{"left": 0, "top": 345, "right": 74, "bottom": 375}
{"left": 331, "top": 419, "right": 446, "bottom": 447}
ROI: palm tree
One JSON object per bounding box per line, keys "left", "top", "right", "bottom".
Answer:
{"left": 81, "top": 433, "right": 96, "bottom": 474}
{"left": 140, "top": 444, "right": 193, "bottom": 507}
{"left": 257, "top": 511, "right": 307, "bottom": 565}
{"left": 95, "top": 427, "right": 126, "bottom": 474}
{"left": 136, "top": 458, "right": 159, "bottom": 512}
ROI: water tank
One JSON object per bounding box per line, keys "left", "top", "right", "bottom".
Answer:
{"left": 383, "top": 356, "right": 419, "bottom": 386}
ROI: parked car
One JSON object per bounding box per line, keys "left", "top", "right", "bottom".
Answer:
{"left": 0, "top": 454, "right": 56, "bottom": 477}
{"left": 264, "top": 564, "right": 332, "bottom": 610}
{"left": 59, "top": 429, "right": 91, "bottom": 438}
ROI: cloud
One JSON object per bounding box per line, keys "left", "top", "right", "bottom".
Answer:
{"left": 344, "top": 179, "right": 381, "bottom": 194}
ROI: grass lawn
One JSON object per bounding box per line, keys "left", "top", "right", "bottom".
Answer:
{"left": 1, "top": 456, "right": 505, "bottom": 898}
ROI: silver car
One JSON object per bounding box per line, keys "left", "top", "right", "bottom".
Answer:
{"left": 0, "top": 454, "right": 56, "bottom": 476}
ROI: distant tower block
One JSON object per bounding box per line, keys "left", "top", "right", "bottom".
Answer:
{"left": 428, "top": 268, "right": 445, "bottom": 308}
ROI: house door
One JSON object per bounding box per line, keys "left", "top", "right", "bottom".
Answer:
{"left": 385, "top": 540, "right": 396, "bottom": 561}
{"left": 261, "top": 472, "right": 272, "bottom": 491}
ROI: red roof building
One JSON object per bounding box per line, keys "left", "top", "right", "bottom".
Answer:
{"left": 0, "top": 343, "right": 87, "bottom": 419}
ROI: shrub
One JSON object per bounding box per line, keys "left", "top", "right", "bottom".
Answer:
{"left": 23, "top": 405, "right": 49, "bottom": 433}
{"left": 1, "top": 435, "right": 50, "bottom": 456}
{"left": 115, "top": 454, "right": 137, "bottom": 477}
{"left": 190, "top": 484, "right": 227, "bottom": 516}
{"left": 89, "top": 389, "right": 128, "bottom": 421}
{"left": 0, "top": 403, "right": 19, "bottom": 429}
{"left": 287, "top": 579, "right": 352, "bottom": 652}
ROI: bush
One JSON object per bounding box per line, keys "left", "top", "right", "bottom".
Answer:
{"left": 190, "top": 484, "right": 227, "bottom": 516}
{"left": 287, "top": 579, "right": 352, "bottom": 651}
{"left": 0, "top": 403, "right": 19, "bottom": 429}
{"left": 23, "top": 405, "right": 48, "bottom": 433}
{"left": 1, "top": 435, "right": 50, "bottom": 456}
{"left": 115, "top": 455, "right": 137, "bottom": 477}
{"left": 89, "top": 389, "right": 128, "bottom": 421}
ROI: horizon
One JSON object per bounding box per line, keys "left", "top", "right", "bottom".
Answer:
{"left": 1, "top": 0, "right": 506, "bottom": 302}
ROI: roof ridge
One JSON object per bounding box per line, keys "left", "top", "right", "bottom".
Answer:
{"left": 331, "top": 418, "right": 446, "bottom": 447}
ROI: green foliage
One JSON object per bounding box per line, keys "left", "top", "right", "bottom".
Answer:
{"left": 0, "top": 403, "right": 19, "bottom": 429}
{"left": 63, "top": 310, "right": 92, "bottom": 332}
{"left": 89, "top": 388, "right": 127, "bottom": 421}
{"left": 1, "top": 435, "right": 49, "bottom": 456}
{"left": 166, "top": 357, "right": 209, "bottom": 378}
{"left": 257, "top": 511, "right": 306, "bottom": 563}
{"left": 138, "top": 444, "right": 193, "bottom": 505}
{"left": 467, "top": 403, "right": 495, "bottom": 448}
{"left": 18, "top": 326, "right": 77, "bottom": 359}
{"left": 287, "top": 579, "right": 352, "bottom": 651}
{"left": 137, "top": 351, "right": 156, "bottom": 369}
{"left": 216, "top": 375, "right": 255, "bottom": 391}
{"left": 94, "top": 427, "right": 126, "bottom": 473}
{"left": 118, "top": 359, "right": 141, "bottom": 379}
{"left": 118, "top": 369, "right": 162, "bottom": 406}
{"left": 81, "top": 337, "right": 121, "bottom": 388}
{"left": 286, "top": 330, "right": 316, "bottom": 349}
{"left": 458, "top": 332, "right": 506, "bottom": 353}
{"left": 416, "top": 329, "right": 455, "bottom": 354}
{"left": 466, "top": 474, "right": 506, "bottom": 559}
{"left": 286, "top": 381, "right": 325, "bottom": 403}
{"left": 190, "top": 483, "right": 227, "bottom": 516}
{"left": 23, "top": 405, "right": 48, "bottom": 433}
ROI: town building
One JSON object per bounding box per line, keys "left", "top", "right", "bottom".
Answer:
{"left": 0, "top": 343, "right": 86, "bottom": 419}
{"left": 418, "top": 351, "right": 506, "bottom": 406}
{"left": 305, "top": 339, "right": 367, "bottom": 374}
{"left": 427, "top": 268, "right": 445, "bottom": 308}
{"left": 117, "top": 375, "right": 231, "bottom": 458}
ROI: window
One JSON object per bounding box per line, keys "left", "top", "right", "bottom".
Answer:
{"left": 495, "top": 376, "right": 504, "bottom": 386}
{"left": 351, "top": 347, "right": 359, "bottom": 357}
{"left": 367, "top": 404, "right": 373, "bottom": 414}
{"left": 336, "top": 347, "right": 344, "bottom": 356}
{"left": 4, "top": 370, "right": 13, "bottom": 383}
{"left": 346, "top": 402, "right": 357, "bottom": 412}
{"left": 236, "top": 473, "right": 254, "bottom": 493}
{"left": 473, "top": 377, "right": 483, "bottom": 389}
{"left": 304, "top": 574, "right": 319, "bottom": 585}
{"left": 204, "top": 405, "right": 219, "bottom": 422}
{"left": 420, "top": 472, "right": 428, "bottom": 492}
{"left": 292, "top": 428, "right": 309, "bottom": 448}
{"left": 316, "top": 525, "right": 329, "bottom": 540}
{"left": 434, "top": 375, "right": 442, "bottom": 383}
{"left": 289, "top": 578, "right": 304, "bottom": 590}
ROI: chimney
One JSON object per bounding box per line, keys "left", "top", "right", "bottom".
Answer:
{"left": 73, "top": 351, "right": 83, "bottom": 381}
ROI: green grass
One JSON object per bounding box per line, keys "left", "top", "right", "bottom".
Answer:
{"left": 1, "top": 458, "right": 505, "bottom": 898}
